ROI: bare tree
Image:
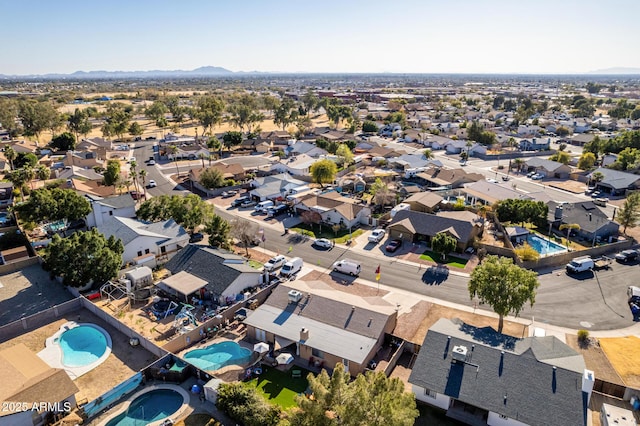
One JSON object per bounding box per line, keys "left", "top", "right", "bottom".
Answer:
{"left": 231, "top": 218, "right": 258, "bottom": 256}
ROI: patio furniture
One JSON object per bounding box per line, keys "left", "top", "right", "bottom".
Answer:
{"left": 291, "top": 369, "right": 302, "bottom": 378}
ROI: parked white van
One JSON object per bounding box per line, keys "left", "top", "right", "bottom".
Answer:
{"left": 280, "top": 257, "right": 303, "bottom": 277}
{"left": 566, "top": 257, "right": 594, "bottom": 274}
{"left": 332, "top": 259, "right": 361, "bottom": 276}
{"left": 255, "top": 200, "right": 274, "bottom": 212}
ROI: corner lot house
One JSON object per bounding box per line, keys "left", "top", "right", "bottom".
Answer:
{"left": 409, "top": 318, "right": 592, "bottom": 426}
{"left": 589, "top": 167, "right": 640, "bottom": 196}
{"left": 85, "top": 194, "right": 136, "bottom": 227}
{"left": 525, "top": 158, "right": 571, "bottom": 178}
{"left": 99, "top": 217, "right": 189, "bottom": 266}
{"left": 243, "top": 281, "right": 397, "bottom": 375}
{"left": 548, "top": 201, "right": 620, "bottom": 244}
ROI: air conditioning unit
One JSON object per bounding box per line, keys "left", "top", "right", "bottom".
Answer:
{"left": 451, "top": 345, "right": 468, "bottom": 362}
{"left": 288, "top": 290, "right": 302, "bottom": 303}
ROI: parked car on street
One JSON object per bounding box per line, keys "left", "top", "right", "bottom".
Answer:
{"left": 313, "top": 238, "right": 333, "bottom": 249}
{"left": 593, "top": 198, "right": 609, "bottom": 207}
{"left": 368, "top": 229, "right": 386, "bottom": 243}
{"left": 189, "top": 232, "right": 204, "bottom": 243}
{"left": 148, "top": 180, "right": 157, "bottom": 188}
{"left": 264, "top": 255, "right": 287, "bottom": 272}
{"left": 531, "top": 174, "right": 544, "bottom": 180}
{"left": 231, "top": 196, "right": 250, "bottom": 207}
{"left": 240, "top": 199, "right": 257, "bottom": 208}
{"left": 615, "top": 249, "right": 638, "bottom": 263}
{"left": 148, "top": 159, "right": 156, "bottom": 165}
{"left": 385, "top": 239, "right": 402, "bottom": 253}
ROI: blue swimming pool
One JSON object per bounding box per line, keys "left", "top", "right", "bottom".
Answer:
{"left": 105, "top": 389, "right": 184, "bottom": 426}
{"left": 58, "top": 325, "right": 108, "bottom": 368}
{"left": 184, "top": 341, "right": 252, "bottom": 371}
{"left": 526, "top": 234, "right": 567, "bottom": 256}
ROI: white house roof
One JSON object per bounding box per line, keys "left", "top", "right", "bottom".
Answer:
{"left": 99, "top": 217, "right": 188, "bottom": 246}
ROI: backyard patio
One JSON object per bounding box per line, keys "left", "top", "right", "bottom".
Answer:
{"left": 243, "top": 365, "right": 312, "bottom": 408}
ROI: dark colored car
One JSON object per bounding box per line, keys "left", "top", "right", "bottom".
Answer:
{"left": 615, "top": 249, "right": 638, "bottom": 263}
{"left": 129, "top": 191, "right": 144, "bottom": 200}
{"left": 385, "top": 239, "right": 402, "bottom": 253}
{"left": 189, "top": 232, "right": 204, "bottom": 243}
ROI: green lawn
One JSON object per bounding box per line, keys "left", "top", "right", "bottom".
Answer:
{"left": 291, "top": 223, "right": 364, "bottom": 243}
{"left": 244, "top": 366, "right": 310, "bottom": 408}
{"left": 248, "top": 260, "right": 263, "bottom": 269}
{"left": 420, "top": 250, "right": 468, "bottom": 269}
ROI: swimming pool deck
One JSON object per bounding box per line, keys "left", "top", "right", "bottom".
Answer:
{"left": 37, "top": 321, "right": 113, "bottom": 379}
{"left": 96, "top": 384, "right": 191, "bottom": 426}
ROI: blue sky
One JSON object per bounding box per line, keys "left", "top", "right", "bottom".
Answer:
{"left": 2, "top": 0, "right": 639, "bottom": 75}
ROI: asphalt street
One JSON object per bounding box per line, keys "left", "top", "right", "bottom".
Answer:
{"left": 139, "top": 141, "right": 639, "bottom": 332}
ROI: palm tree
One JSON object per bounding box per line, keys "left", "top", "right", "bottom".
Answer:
{"left": 423, "top": 149, "right": 434, "bottom": 160}
{"left": 139, "top": 169, "right": 148, "bottom": 200}
{"left": 207, "top": 136, "right": 221, "bottom": 163}
{"left": 36, "top": 164, "right": 50, "bottom": 182}
{"left": 169, "top": 145, "right": 180, "bottom": 176}
{"left": 198, "top": 153, "right": 206, "bottom": 169}
{"left": 6, "top": 169, "right": 27, "bottom": 201}
{"left": 129, "top": 160, "right": 139, "bottom": 193}
{"left": 23, "top": 166, "right": 36, "bottom": 190}
{"left": 512, "top": 158, "right": 525, "bottom": 173}
{"left": 559, "top": 223, "right": 580, "bottom": 249}
{"left": 590, "top": 171, "right": 604, "bottom": 188}
{"left": 4, "top": 145, "right": 16, "bottom": 170}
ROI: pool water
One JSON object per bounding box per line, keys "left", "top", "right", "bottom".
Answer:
{"left": 526, "top": 234, "right": 567, "bottom": 256}
{"left": 59, "top": 325, "right": 108, "bottom": 367}
{"left": 105, "top": 389, "right": 183, "bottom": 426}
{"left": 184, "top": 341, "right": 252, "bottom": 371}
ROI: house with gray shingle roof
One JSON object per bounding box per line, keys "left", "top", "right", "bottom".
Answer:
{"left": 295, "top": 191, "right": 372, "bottom": 229}
{"left": 249, "top": 173, "right": 306, "bottom": 201}
{"left": 588, "top": 167, "right": 640, "bottom": 196}
{"left": 243, "top": 281, "right": 397, "bottom": 376}
{"left": 548, "top": 201, "right": 619, "bottom": 243}
{"left": 525, "top": 157, "right": 571, "bottom": 178}
{"left": 163, "top": 244, "right": 261, "bottom": 303}
{"left": 409, "top": 318, "right": 592, "bottom": 426}
{"left": 387, "top": 210, "right": 483, "bottom": 250}
{"left": 98, "top": 216, "right": 189, "bottom": 267}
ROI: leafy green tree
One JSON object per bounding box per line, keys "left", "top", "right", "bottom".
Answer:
{"left": 5, "top": 168, "right": 28, "bottom": 201}
{"left": 216, "top": 382, "right": 280, "bottom": 426}
{"left": 66, "top": 108, "right": 92, "bottom": 141}
{"left": 136, "top": 194, "right": 214, "bottom": 232}
{"left": 362, "top": 120, "right": 378, "bottom": 133}
{"left": 145, "top": 101, "right": 168, "bottom": 123}
{"left": 196, "top": 95, "right": 225, "bottom": 136}
{"left": 128, "top": 122, "right": 144, "bottom": 139}
{"left": 431, "top": 232, "right": 457, "bottom": 261}
{"left": 273, "top": 97, "right": 299, "bottom": 131}
{"left": 207, "top": 136, "right": 222, "bottom": 162}
{"left": 467, "top": 120, "right": 496, "bottom": 145}
{"left": 555, "top": 126, "right": 570, "bottom": 137}
{"left": 423, "top": 149, "right": 434, "bottom": 159}
{"left": 292, "top": 363, "right": 418, "bottom": 426}
{"left": 301, "top": 89, "right": 319, "bottom": 116}
{"left": 468, "top": 255, "right": 540, "bottom": 332}
{"left": 15, "top": 187, "right": 91, "bottom": 223}
{"left": 36, "top": 164, "right": 50, "bottom": 181}
{"left": 611, "top": 147, "right": 640, "bottom": 170}
{"left": 495, "top": 199, "right": 548, "bottom": 230}
{"left": 222, "top": 131, "right": 243, "bottom": 150}
{"left": 227, "top": 94, "right": 262, "bottom": 133}
{"left": 549, "top": 151, "right": 571, "bottom": 165}
{"left": 310, "top": 159, "right": 338, "bottom": 187}
{"left": 199, "top": 167, "right": 225, "bottom": 189}
{"left": 50, "top": 132, "right": 76, "bottom": 152}
{"left": 18, "top": 100, "right": 59, "bottom": 143}
{"left": 205, "top": 214, "right": 231, "bottom": 249}
{"left": 42, "top": 229, "right": 124, "bottom": 288}
{"left": 617, "top": 192, "right": 640, "bottom": 234}
{"left": 103, "top": 160, "right": 121, "bottom": 189}
{"left": 335, "top": 143, "right": 354, "bottom": 167}
{"left": 101, "top": 103, "right": 131, "bottom": 141}
{"left": 577, "top": 152, "right": 596, "bottom": 170}
{"left": 14, "top": 152, "right": 38, "bottom": 169}
{"left": 0, "top": 98, "right": 19, "bottom": 137}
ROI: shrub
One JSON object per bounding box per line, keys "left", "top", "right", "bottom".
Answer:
{"left": 216, "top": 383, "right": 280, "bottom": 426}
{"left": 514, "top": 242, "right": 540, "bottom": 261}
{"left": 577, "top": 329, "right": 589, "bottom": 343}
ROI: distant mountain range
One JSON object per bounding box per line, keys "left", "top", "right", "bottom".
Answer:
{"left": 587, "top": 67, "right": 640, "bottom": 75}
{"left": 0, "top": 66, "right": 237, "bottom": 79}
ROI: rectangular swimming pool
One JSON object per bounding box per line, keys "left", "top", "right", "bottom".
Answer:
{"left": 526, "top": 234, "right": 567, "bottom": 256}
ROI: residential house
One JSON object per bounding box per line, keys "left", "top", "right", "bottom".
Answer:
{"left": 287, "top": 141, "right": 328, "bottom": 158}
{"left": 162, "top": 244, "right": 261, "bottom": 304}
{"left": 167, "top": 144, "right": 210, "bottom": 160}
{"left": 444, "top": 140, "right": 469, "bottom": 155}
{"left": 548, "top": 201, "right": 620, "bottom": 244}
{"left": 525, "top": 158, "right": 571, "bottom": 178}
{"left": 0, "top": 182, "right": 13, "bottom": 207}
{"left": 398, "top": 184, "right": 422, "bottom": 199}
{"left": 271, "top": 153, "right": 317, "bottom": 177}
{"left": 569, "top": 133, "right": 594, "bottom": 146}
{"left": 392, "top": 154, "right": 443, "bottom": 170}
{"left": 387, "top": 210, "right": 483, "bottom": 250}
{"left": 85, "top": 193, "right": 136, "bottom": 228}
{"left": 588, "top": 167, "right": 640, "bottom": 196}
{"left": 409, "top": 318, "right": 592, "bottom": 426}
{"left": 462, "top": 181, "right": 531, "bottom": 206}
{"left": 517, "top": 124, "right": 541, "bottom": 136}
{"left": 188, "top": 162, "right": 246, "bottom": 193}
{"left": 63, "top": 150, "right": 103, "bottom": 168}
{"left": 78, "top": 137, "right": 112, "bottom": 151}
{"left": 243, "top": 280, "right": 398, "bottom": 375}
{"left": 403, "top": 191, "right": 444, "bottom": 213}
{"left": 0, "top": 344, "right": 79, "bottom": 426}
{"left": 415, "top": 167, "right": 484, "bottom": 189}
{"left": 519, "top": 138, "right": 551, "bottom": 151}
{"left": 295, "top": 191, "right": 372, "bottom": 229}
{"left": 99, "top": 217, "right": 189, "bottom": 266}
{"left": 423, "top": 135, "right": 457, "bottom": 150}
{"left": 249, "top": 173, "right": 306, "bottom": 201}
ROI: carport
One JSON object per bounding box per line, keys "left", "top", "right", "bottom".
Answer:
{"left": 156, "top": 271, "right": 208, "bottom": 302}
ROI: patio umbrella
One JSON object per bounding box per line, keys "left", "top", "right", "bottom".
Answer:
{"left": 253, "top": 342, "right": 270, "bottom": 354}
{"left": 275, "top": 352, "right": 294, "bottom": 365}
